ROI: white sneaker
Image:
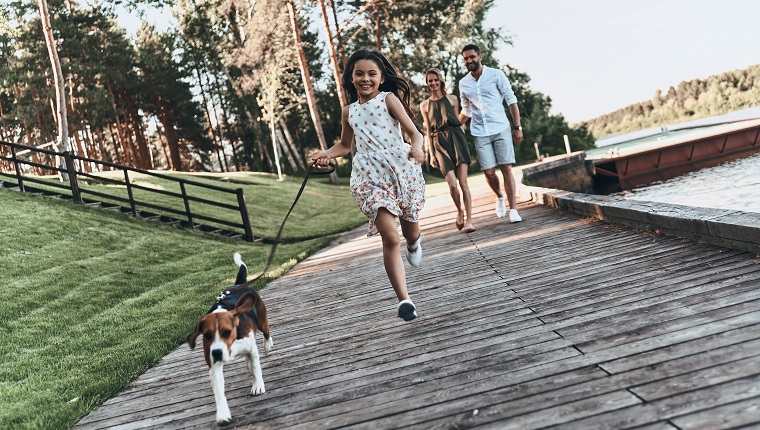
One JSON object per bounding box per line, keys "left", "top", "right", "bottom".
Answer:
{"left": 495, "top": 196, "right": 507, "bottom": 218}
{"left": 509, "top": 209, "right": 522, "bottom": 223}
{"left": 405, "top": 235, "right": 423, "bottom": 267}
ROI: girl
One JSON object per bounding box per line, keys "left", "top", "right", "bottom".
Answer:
{"left": 313, "top": 49, "right": 425, "bottom": 322}
{"left": 420, "top": 67, "right": 475, "bottom": 232}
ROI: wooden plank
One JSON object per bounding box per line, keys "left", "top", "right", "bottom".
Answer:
{"left": 670, "top": 396, "right": 760, "bottom": 429}
{"left": 542, "top": 374, "right": 760, "bottom": 429}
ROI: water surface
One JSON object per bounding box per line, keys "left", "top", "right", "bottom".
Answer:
{"left": 620, "top": 152, "right": 760, "bottom": 214}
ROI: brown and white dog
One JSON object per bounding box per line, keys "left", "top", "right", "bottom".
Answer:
{"left": 186, "top": 253, "right": 273, "bottom": 424}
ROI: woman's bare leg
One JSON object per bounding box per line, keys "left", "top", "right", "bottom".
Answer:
{"left": 455, "top": 163, "right": 474, "bottom": 227}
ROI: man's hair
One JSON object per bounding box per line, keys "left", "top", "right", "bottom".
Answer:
{"left": 462, "top": 44, "right": 480, "bottom": 54}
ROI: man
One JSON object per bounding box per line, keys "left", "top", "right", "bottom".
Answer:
{"left": 458, "top": 44, "right": 522, "bottom": 223}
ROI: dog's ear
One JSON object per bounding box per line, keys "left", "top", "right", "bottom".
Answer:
{"left": 186, "top": 319, "right": 205, "bottom": 349}
{"left": 233, "top": 291, "right": 257, "bottom": 316}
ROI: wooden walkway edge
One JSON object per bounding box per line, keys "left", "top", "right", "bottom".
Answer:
{"left": 75, "top": 181, "right": 760, "bottom": 429}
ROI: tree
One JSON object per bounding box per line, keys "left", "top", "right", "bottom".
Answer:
{"left": 37, "top": 0, "right": 70, "bottom": 180}
{"left": 286, "top": 0, "right": 337, "bottom": 183}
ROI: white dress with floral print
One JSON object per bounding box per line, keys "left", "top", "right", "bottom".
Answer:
{"left": 349, "top": 92, "right": 426, "bottom": 236}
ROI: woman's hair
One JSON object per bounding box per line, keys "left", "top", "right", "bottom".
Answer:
{"left": 425, "top": 68, "right": 447, "bottom": 95}
{"left": 342, "top": 49, "right": 414, "bottom": 121}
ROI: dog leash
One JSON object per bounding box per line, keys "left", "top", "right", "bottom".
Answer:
{"left": 218, "top": 161, "right": 336, "bottom": 298}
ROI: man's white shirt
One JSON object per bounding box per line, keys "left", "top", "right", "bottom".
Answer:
{"left": 459, "top": 65, "right": 517, "bottom": 137}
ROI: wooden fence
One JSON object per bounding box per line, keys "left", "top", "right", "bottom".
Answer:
{"left": 0, "top": 141, "right": 254, "bottom": 242}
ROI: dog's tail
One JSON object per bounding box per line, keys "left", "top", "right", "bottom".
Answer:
{"left": 234, "top": 252, "right": 248, "bottom": 285}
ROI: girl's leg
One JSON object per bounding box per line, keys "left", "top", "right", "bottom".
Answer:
{"left": 374, "top": 208, "right": 409, "bottom": 301}
{"left": 399, "top": 215, "right": 421, "bottom": 250}
{"left": 455, "top": 163, "right": 474, "bottom": 227}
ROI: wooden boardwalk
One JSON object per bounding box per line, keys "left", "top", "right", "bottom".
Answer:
{"left": 75, "top": 182, "right": 760, "bottom": 429}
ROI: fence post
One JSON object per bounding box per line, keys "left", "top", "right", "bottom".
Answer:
{"left": 10, "top": 146, "right": 25, "bottom": 193}
{"left": 63, "top": 151, "right": 81, "bottom": 202}
{"left": 180, "top": 182, "right": 194, "bottom": 228}
{"left": 123, "top": 169, "right": 137, "bottom": 216}
{"left": 236, "top": 188, "right": 254, "bottom": 242}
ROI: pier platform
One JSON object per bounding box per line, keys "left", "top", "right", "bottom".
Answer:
{"left": 75, "top": 178, "right": 760, "bottom": 429}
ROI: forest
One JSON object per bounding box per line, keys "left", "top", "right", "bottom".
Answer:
{"left": 584, "top": 64, "right": 760, "bottom": 138}
{"left": 0, "top": 0, "right": 595, "bottom": 177}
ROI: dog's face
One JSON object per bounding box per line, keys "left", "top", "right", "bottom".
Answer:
{"left": 186, "top": 294, "right": 256, "bottom": 367}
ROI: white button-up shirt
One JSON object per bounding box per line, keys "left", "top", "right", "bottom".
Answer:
{"left": 459, "top": 65, "right": 518, "bottom": 137}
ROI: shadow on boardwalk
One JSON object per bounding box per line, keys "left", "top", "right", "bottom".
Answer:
{"left": 76, "top": 182, "right": 760, "bottom": 429}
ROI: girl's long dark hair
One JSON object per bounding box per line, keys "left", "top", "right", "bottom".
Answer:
{"left": 342, "top": 49, "right": 415, "bottom": 121}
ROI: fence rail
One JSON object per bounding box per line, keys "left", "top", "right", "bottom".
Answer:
{"left": 0, "top": 141, "right": 254, "bottom": 242}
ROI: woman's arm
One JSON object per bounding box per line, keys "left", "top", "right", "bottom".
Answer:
{"left": 419, "top": 100, "right": 437, "bottom": 167}
{"left": 387, "top": 93, "right": 424, "bottom": 163}
{"left": 313, "top": 106, "right": 354, "bottom": 166}
{"left": 449, "top": 94, "right": 460, "bottom": 116}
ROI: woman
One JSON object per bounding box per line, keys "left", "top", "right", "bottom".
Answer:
{"left": 419, "top": 67, "right": 475, "bottom": 232}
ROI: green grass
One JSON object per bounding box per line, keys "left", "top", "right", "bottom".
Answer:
{"left": 0, "top": 175, "right": 365, "bottom": 430}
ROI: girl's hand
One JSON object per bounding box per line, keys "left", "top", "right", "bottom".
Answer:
{"left": 312, "top": 151, "right": 331, "bottom": 167}
{"left": 430, "top": 157, "right": 439, "bottom": 169}
{"left": 408, "top": 147, "right": 425, "bottom": 164}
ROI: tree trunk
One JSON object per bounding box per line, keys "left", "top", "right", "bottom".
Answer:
{"left": 275, "top": 125, "right": 299, "bottom": 172}
{"left": 221, "top": 67, "right": 273, "bottom": 171}
{"left": 212, "top": 75, "right": 236, "bottom": 171}
{"left": 37, "top": 0, "right": 70, "bottom": 181}
{"left": 285, "top": 0, "right": 338, "bottom": 184}
{"left": 125, "top": 95, "right": 152, "bottom": 169}
{"left": 195, "top": 68, "right": 226, "bottom": 172}
{"left": 318, "top": 0, "right": 347, "bottom": 110}
{"left": 105, "top": 79, "right": 131, "bottom": 165}
{"left": 330, "top": 0, "right": 347, "bottom": 67}
{"left": 155, "top": 120, "right": 173, "bottom": 170}
{"left": 158, "top": 96, "right": 182, "bottom": 170}
{"left": 279, "top": 117, "right": 306, "bottom": 169}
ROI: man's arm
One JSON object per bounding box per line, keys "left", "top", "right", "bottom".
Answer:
{"left": 458, "top": 90, "right": 471, "bottom": 125}
{"left": 508, "top": 102, "right": 523, "bottom": 144}
{"left": 497, "top": 70, "right": 522, "bottom": 143}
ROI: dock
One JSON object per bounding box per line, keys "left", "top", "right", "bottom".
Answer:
{"left": 75, "top": 179, "right": 760, "bottom": 429}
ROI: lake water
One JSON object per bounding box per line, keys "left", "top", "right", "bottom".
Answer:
{"left": 619, "top": 152, "right": 760, "bottom": 214}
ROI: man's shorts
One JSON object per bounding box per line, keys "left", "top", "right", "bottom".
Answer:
{"left": 473, "top": 129, "right": 516, "bottom": 170}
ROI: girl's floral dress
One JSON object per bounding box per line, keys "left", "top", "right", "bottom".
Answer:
{"left": 349, "top": 92, "right": 426, "bottom": 236}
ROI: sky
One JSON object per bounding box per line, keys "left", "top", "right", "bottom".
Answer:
{"left": 486, "top": 0, "right": 760, "bottom": 123}
{"left": 115, "top": 1, "right": 760, "bottom": 125}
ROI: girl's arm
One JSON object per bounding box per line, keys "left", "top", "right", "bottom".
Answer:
{"left": 419, "top": 100, "right": 438, "bottom": 168}
{"left": 313, "top": 106, "right": 354, "bottom": 166}
{"left": 387, "top": 93, "right": 424, "bottom": 163}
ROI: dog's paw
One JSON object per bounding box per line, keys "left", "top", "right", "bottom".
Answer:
{"left": 216, "top": 410, "right": 232, "bottom": 424}
{"left": 251, "top": 383, "right": 266, "bottom": 396}
{"left": 264, "top": 336, "right": 273, "bottom": 354}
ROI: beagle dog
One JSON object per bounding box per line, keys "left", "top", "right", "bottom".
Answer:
{"left": 186, "top": 253, "right": 273, "bottom": 424}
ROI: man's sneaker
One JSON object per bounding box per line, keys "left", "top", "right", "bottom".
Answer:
{"left": 397, "top": 299, "right": 417, "bottom": 321}
{"left": 495, "top": 196, "right": 507, "bottom": 218}
{"left": 405, "top": 235, "right": 423, "bottom": 267}
{"left": 509, "top": 208, "right": 522, "bottom": 223}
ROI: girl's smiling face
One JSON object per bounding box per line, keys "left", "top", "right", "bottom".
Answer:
{"left": 352, "top": 59, "right": 384, "bottom": 101}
